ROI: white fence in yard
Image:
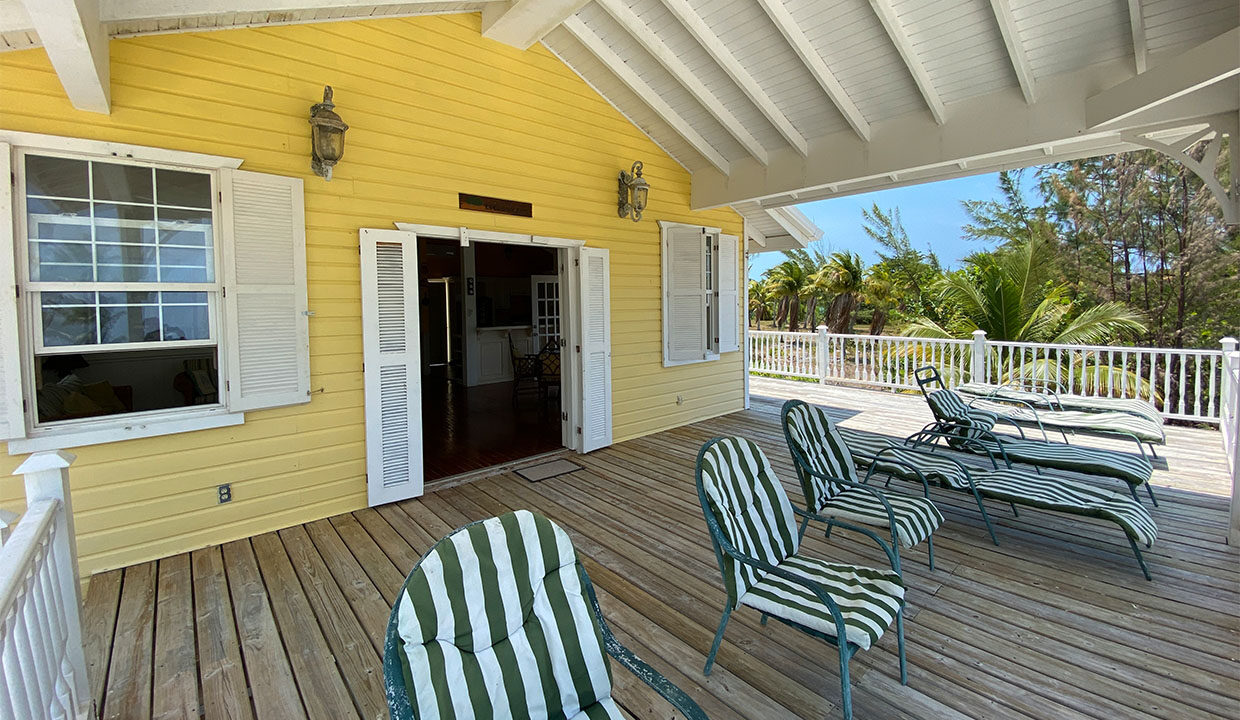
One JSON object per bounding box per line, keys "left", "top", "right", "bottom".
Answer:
{"left": 750, "top": 328, "right": 1235, "bottom": 425}
{"left": 0, "top": 451, "right": 93, "bottom": 720}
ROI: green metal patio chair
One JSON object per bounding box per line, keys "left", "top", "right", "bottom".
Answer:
{"left": 780, "top": 399, "right": 944, "bottom": 574}
{"left": 696, "top": 436, "right": 907, "bottom": 720}
{"left": 383, "top": 509, "right": 708, "bottom": 720}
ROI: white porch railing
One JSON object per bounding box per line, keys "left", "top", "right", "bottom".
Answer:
{"left": 0, "top": 451, "right": 93, "bottom": 720}
{"left": 749, "top": 328, "right": 1231, "bottom": 424}
{"left": 1221, "top": 342, "right": 1240, "bottom": 545}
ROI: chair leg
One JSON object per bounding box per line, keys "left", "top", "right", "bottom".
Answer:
{"left": 972, "top": 491, "right": 999, "bottom": 545}
{"left": 837, "top": 643, "right": 854, "bottom": 720}
{"left": 704, "top": 603, "right": 732, "bottom": 676}
{"left": 1148, "top": 443, "right": 1158, "bottom": 459}
{"left": 1009, "top": 502, "right": 1019, "bottom": 517}
{"left": 823, "top": 522, "right": 834, "bottom": 540}
{"left": 1128, "top": 485, "right": 1141, "bottom": 503}
{"left": 926, "top": 535, "right": 936, "bottom": 572}
{"left": 1127, "top": 535, "right": 1152, "bottom": 581}
{"left": 1145, "top": 483, "right": 1159, "bottom": 507}
{"left": 798, "top": 514, "right": 811, "bottom": 543}
{"left": 760, "top": 613, "right": 769, "bottom": 626}
{"left": 896, "top": 607, "right": 908, "bottom": 685}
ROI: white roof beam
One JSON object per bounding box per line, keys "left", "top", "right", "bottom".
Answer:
{"left": 658, "top": 0, "right": 808, "bottom": 156}
{"left": 561, "top": 15, "right": 730, "bottom": 174}
{"left": 755, "top": 0, "right": 871, "bottom": 141}
{"left": 595, "top": 0, "right": 768, "bottom": 165}
{"left": 867, "top": 0, "right": 946, "bottom": 125}
{"left": 97, "top": 0, "right": 460, "bottom": 23}
{"left": 481, "top": 0, "right": 590, "bottom": 50}
{"left": 1086, "top": 28, "right": 1239, "bottom": 128}
{"left": 23, "top": 0, "right": 109, "bottom": 113}
{"left": 988, "top": 0, "right": 1036, "bottom": 103}
{"left": 1127, "top": 0, "right": 1147, "bottom": 74}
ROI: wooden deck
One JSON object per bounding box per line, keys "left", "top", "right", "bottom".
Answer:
{"left": 81, "top": 379, "right": 1239, "bottom": 720}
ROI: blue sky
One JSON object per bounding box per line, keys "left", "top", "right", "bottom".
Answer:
{"left": 748, "top": 170, "right": 1040, "bottom": 280}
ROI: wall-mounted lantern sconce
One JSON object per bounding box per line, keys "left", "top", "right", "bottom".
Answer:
{"left": 309, "top": 86, "right": 348, "bottom": 181}
{"left": 617, "top": 160, "right": 649, "bottom": 221}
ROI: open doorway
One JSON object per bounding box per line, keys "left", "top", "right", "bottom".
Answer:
{"left": 417, "top": 238, "right": 565, "bottom": 481}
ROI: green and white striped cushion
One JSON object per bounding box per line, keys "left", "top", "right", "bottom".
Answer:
{"left": 956, "top": 383, "right": 1164, "bottom": 427}
{"left": 698, "top": 437, "right": 800, "bottom": 607}
{"left": 784, "top": 403, "right": 942, "bottom": 546}
{"left": 967, "top": 398, "right": 1166, "bottom": 444}
{"left": 394, "top": 510, "right": 617, "bottom": 720}
{"left": 973, "top": 470, "right": 1158, "bottom": 546}
{"left": 740, "top": 555, "right": 904, "bottom": 651}
{"left": 972, "top": 436, "right": 1153, "bottom": 488}
{"left": 926, "top": 390, "right": 1000, "bottom": 439}
{"left": 837, "top": 430, "right": 1158, "bottom": 547}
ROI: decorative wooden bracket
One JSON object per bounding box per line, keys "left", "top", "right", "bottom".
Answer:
{"left": 1122, "top": 113, "right": 1239, "bottom": 227}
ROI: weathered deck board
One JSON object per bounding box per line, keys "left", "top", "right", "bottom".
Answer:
{"left": 87, "top": 381, "right": 1240, "bottom": 719}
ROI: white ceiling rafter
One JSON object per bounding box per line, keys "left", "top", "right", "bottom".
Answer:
{"left": 560, "top": 15, "right": 731, "bottom": 174}
{"left": 987, "top": 0, "right": 1036, "bottom": 103}
{"left": 481, "top": 0, "right": 588, "bottom": 50}
{"left": 1127, "top": 0, "right": 1147, "bottom": 74}
{"left": 22, "top": 0, "right": 109, "bottom": 113}
{"left": 866, "top": 0, "right": 946, "bottom": 125}
{"left": 594, "top": 0, "right": 769, "bottom": 165}
{"left": 657, "top": 0, "right": 808, "bottom": 157}
{"left": 754, "top": 0, "right": 871, "bottom": 142}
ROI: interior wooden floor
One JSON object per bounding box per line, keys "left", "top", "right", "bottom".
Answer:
{"left": 81, "top": 379, "right": 1239, "bottom": 720}
{"left": 420, "top": 376, "right": 563, "bottom": 481}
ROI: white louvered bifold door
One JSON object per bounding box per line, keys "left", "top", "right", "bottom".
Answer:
{"left": 361, "top": 229, "right": 424, "bottom": 506}
{"left": 220, "top": 169, "right": 310, "bottom": 412}
{"left": 0, "top": 143, "right": 24, "bottom": 440}
{"left": 717, "top": 233, "right": 740, "bottom": 353}
{"left": 578, "top": 247, "right": 612, "bottom": 453}
{"left": 664, "top": 225, "right": 707, "bottom": 365}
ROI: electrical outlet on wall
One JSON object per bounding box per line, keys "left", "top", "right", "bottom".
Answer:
{"left": 218, "top": 484, "right": 232, "bottom": 504}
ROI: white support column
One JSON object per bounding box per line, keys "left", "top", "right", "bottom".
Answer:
{"left": 11, "top": 449, "right": 92, "bottom": 719}
{"left": 817, "top": 325, "right": 830, "bottom": 385}
{"left": 22, "top": 0, "right": 110, "bottom": 113}
{"left": 971, "top": 329, "right": 988, "bottom": 384}
{"left": 1221, "top": 336, "right": 1239, "bottom": 546}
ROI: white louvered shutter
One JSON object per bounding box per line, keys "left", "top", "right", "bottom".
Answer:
{"left": 663, "top": 225, "right": 707, "bottom": 365}
{"left": 579, "top": 247, "right": 612, "bottom": 453}
{"left": 361, "top": 229, "right": 423, "bottom": 506}
{"left": 717, "top": 233, "right": 740, "bottom": 353}
{"left": 0, "top": 143, "right": 25, "bottom": 440}
{"left": 220, "top": 169, "right": 309, "bottom": 412}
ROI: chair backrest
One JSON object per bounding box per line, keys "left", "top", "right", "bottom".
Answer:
{"left": 780, "top": 400, "right": 861, "bottom": 511}
{"left": 696, "top": 437, "right": 799, "bottom": 608}
{"left": 925, "top": 389, "right": 999, "bottom": 442}
{"left": 385, "top": 510, "right": 613, "bottom": 719}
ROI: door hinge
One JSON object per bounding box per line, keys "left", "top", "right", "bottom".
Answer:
{"left": 222, "top": 286, "right": 227, "bottom": 298}
{"left": 574, "top": 258, "right": 580, "bottom": 267}
{"left": 576, "top": 426, "right": 582, "bottom": 435}
{"left": 561, "top": 411, "right": 568, "bottom": 421}
{"left": 225, "top": 380, "right": 230, "bottom": 392}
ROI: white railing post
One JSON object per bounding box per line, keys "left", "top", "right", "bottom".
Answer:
{"left": 971, "top": 330, "right": 987, "bottom": 384}
{"left": 816, "top": 325, "right": 829, "bottom": 384}
{"left": 11, "top": 450, "right": 93, "bottom": 720}
{"left": 1221, "top": 337, "right": 1239, "bottom": 546}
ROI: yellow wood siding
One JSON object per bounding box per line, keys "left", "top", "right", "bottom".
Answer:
{"left": 0, "top": 13, "right": 745, "bottom": 577}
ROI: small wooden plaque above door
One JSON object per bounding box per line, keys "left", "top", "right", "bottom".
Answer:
{"left": 459, "top": 193, "right": 533, "bottom": 218}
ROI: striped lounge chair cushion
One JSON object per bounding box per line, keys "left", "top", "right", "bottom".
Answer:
{"left": 739, "top": 555, "right": 905, "bottom": 651}
{"left": 838, "top": 428, "right": 973, "bottom": 491}
{"left": 925, "top": 390, "right": 1000, "bottom": 438}
{"left": 393, "top": 510, "right": 619, "bottom": 719}
{"left": 966, "top": 398, "right": 1166, "bottom": 444}
{"left": 973, "top": 436, "right": 1153, "bottom": 488}
{"left": 956, "top": 383, "right": 1164, "bottom": 426}
{"left": 698, "top": 437, "right": 905, "bottom": 650}
{"left": 783, "top": 402, "right": 943, "bottom": 547}
{"left": 974, "top": 470, "right": 1158, "bottom": 546}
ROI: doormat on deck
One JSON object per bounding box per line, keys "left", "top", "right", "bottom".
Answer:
{"left": 516, "top": 459, "right": 583, "bottom": 483}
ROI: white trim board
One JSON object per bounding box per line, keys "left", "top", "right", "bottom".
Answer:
{"left": 393, "top": 223, "right": 585, "bottom": 248}
{"left": 0, "top": 130, "right": 243, "bottom": 169}
{"left": 8, "top": 409, "right": 244, "bottom": 454}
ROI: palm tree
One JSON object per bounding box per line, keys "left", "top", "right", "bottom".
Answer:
{"left": 862, "top": 268, "right": 897, "bottom": 335}
{"left": 815, "top": 251, "right": 866, "bottom": 333}
{"left": 904, "top": 237, "right": 1149, "bottom": 391}
{"left": 765, "top": 260, "right": 813, "bottom": 332}
{"left": 748, "top": 279, "right": 774, "bottom": 330}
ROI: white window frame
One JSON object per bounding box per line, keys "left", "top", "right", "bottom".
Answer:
{"left": 660, "top": 220, "right": 726, "bottom": 367}
{"left": 5, "top": 132, "right": 245, "bottom": 453}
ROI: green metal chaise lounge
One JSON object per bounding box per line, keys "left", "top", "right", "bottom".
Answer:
{"left": 780, "top": 399, "right": 944, "bottom": 573}
{"left": 383, "top": 509, "right": 708, "bottom": 720}
{"left": 912, "top": 366, "right": 1158, "bottom": 506}
{"left": 696, "top": 436, "right": 907, "bottom": 720}
{"left": 832, "top": 422, "right": 1159, "bottom": 580}
{"left": 915, "top": 366, "right": 1164, "bottom": 459}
